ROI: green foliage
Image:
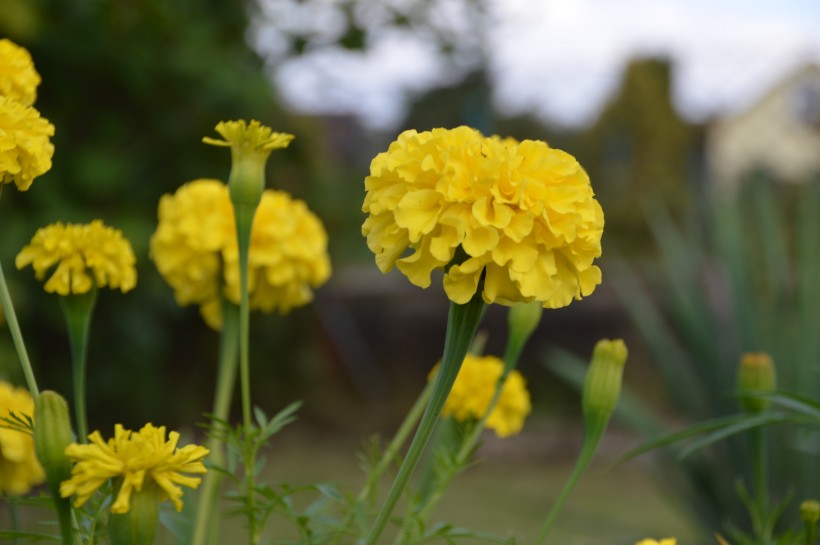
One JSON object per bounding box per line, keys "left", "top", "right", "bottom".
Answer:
{"left": 611, "top": 177, "right": 820, "bottom": 532}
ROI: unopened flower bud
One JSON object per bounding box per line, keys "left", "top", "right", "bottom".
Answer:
{"left": 583, "top": 339, "right": 628, "bottom": 429}
{"left": 801, "top": 499, "right": 820, "bottom": 527}
{"left": 737, "top": 352, "right": 776, "bottom": 413}
{"left": 109, "top": 483, "right": 161, "bottom": 545}
{"left": 33, "top": 390, "right": 75, "bottom": 493}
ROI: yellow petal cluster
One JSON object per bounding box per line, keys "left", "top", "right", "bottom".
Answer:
{"left": 0, "top": 95, "right": 55, "bottom": 191}
{"left": 0, "top": 40, "right": 54, "bottom": 192}
{"left": 60, "top": 423, "right": 208, "bottom": 514}
{"left": 16, "top": 220, "right": 137, "bottom": 295}
{"left": 0, "top": 381, "right": 45, "bottom": 495}
{"left": 150, "top": 179, "right": 331, "bottom": 329}
{"left": 363, "top": 127, "right": 604, "bottom": 309}
{"left": 0, "top": 39, "right": 41, "bottom": 106}
{"left": 202, "top": 119, "right": 294, "bottom": 152}
{"left": 431, "top": 354, "right": 531, "bottom": 438}
{"left": 635, "top": 540, "right": 677, "bottom": 545}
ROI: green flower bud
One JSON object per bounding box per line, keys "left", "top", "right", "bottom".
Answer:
{"left": 737, "top": 352, "right": 776, "bottom": 413}
{"left": 109, "top": 482, "right": 160, "bottom": 545}
{"left": 801, "top": 499, "right": 820, "bottom": 527}
{"left": 582, "top": 339, "right": 628, "bottom": 431}
{"left": 33, "top": 390, "right": 75, "bottom": 492}
{"left": 33, "top": 391, "right": 77, "bottom": 545}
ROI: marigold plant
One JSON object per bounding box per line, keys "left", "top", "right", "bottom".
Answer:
{"left": 16, "top": 220, "right": 137, "bottom": 295}
{"left": 60, "top": 423, "right": 209, "bottom": 513}
{"left": 0, "top": 39, "right": 41, "bottom": 106}
{"left": 362, "top": 126, "right": 603, "bottom": 309}
{"left": 150, "top": 178, "right": 331, "bottom": 329}
{"left": 0, "top": 381, "right": 45, "bottom": 495}
{"left": 431, "top": 354, "right": 531, "bottom": 437}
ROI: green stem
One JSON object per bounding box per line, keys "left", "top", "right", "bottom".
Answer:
{"left": 364, "top": 292, "right": 485, "bottom": 545}
{"left": 533, "top": 430, "right": 601, "bottom": 545}
{"left": 234, "top": 201, "right": 259, "bottom": 545}
{"left": 402, "top": 309, "right": 537, "bottom": 538}
{"left": 191, "top": 300, "right": 240, "bottom": 545}
{"left": 60, "top": 289, "right": 98, "bottom": 443}
{"left": 751, "top": 426, "right": 770, "bottom": 543}
{"left": 0, "top": 260, "right": 39, "bottom": 398}
{"left": 10, "top": 497, "right": 20, "bottom": 545}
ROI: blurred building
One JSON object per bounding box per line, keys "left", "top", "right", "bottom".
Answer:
{"left": 708, "top": 64, "right": 820, "bottom": 193}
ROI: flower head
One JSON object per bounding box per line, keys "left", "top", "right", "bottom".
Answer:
{"left": 60, "top": 423, "right": 208, "bottom": 513}
{"left": 0, "top": 381, "right": 45, "bottom": 495}
{"left": 362, "top": 127, "right": 603, "bottom": 309}
{"left": 0, "top": 39, "right": 41, "bottom": 106}
{"left": 431, "top": 354, "right": 531, "bottom": 437}
{"left": 150, "top": 179, "right": 331, "bottom": 329}
{"left": 0, "top": 95, "right": 55, "bottom": 191}
{"left": 16, "top": 220, "right": 137, "bottom": 295}
{"left": 203, "top": 119, "right": 294, "bottom": 152}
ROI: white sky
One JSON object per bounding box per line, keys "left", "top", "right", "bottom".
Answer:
{"left": 252, "top": 0, "right": 820, "bottom": 130}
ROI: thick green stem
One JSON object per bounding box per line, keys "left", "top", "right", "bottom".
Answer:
{"left": 60, "top": 289, "right": 97, "bottom": 443}
{"left": 191, "top": 301, "right": 240, "bottom": 545}
{"left": 233, "top": 201, "right": 259, "bottom": 545}
{"left": 365, "top": 292, "right": 485, "bottom": 545}
{"left": 402, "top": 305, "right": 538, "bottom": 538}
{"left": 0, "top": 260, "right": 39, "bottom": 398}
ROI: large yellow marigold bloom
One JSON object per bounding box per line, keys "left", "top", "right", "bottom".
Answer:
{"left": 0, "top": 381, "right": 45, "bottom": 495}
{"left": 0, "top": 95, "right": 55, "bottom": 191}
{"left": 363, "top": 127, "right": 603, "bottom": 309}
{"left": 16, "top": 220, "right": 137, "bottom": 295}
{"left": 0, "top": 39, "right": 41, "bottom": 106}
{"left": 60, "top": 423, "right": 208, "bottom": 514}
{"left": 150, "top": 179, "right": 331, "bottom": 329}
{"left": 431, "top": 354, "right": 531, "bottom": 438}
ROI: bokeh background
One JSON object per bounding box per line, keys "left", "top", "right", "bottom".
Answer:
{"left": 1, "top": 1, "right": 819, "bottom": 543}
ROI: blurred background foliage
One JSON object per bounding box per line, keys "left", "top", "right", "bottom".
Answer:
{"left": 1, "top": 0, "right": 818, "bottom": 540}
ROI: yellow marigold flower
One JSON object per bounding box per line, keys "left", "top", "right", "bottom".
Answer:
{"left": 16, "top": 220, "right": 137, "bottom": 295}
{"left": 0, "top": 381, "right": 45, "bottom": 495}
{"left": 635, "top": 539, "right": 677, "bottom": 545}
{"left": 150, "top": 179, "right": 331, "bottom": 329}
{"left": 0, "top": 39, "right": 41, "bottom": 106}
{"left": 60, "top": 423, "right": 208, "bottom": 514}
{"left": 362, "top": 127, "right": 604, "bottom": 309}
{"left": 202, "top": 119, "right": 294, "bottom": 152}
{"left": 0, "top": 95, "right": 55, "bottom": 191}
{"left": 430, "top": 354, "right": 531, "bottom": 437}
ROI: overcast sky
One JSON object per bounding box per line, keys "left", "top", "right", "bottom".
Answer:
{"left": 253, "top": 0, "right": 820, "bottom": 130}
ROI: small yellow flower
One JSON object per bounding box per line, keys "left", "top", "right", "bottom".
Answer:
{"left": 431, "top": 354, "right": 531, "bottom": 437}
{"left": 635, "top": 539, "right": 677, "bottom": 545}
{"left": 0, "top": 39, "right": 41, "bottom": 106}
{"left": 16, "top": 220, "right": 137, "bottom": 295}
{"left": 0, "top": 95, "right": 55, "bottom": 191}
{"left": 203, "top": 119, "right": 294, "bottom": 152}
{"left": 150, "top": 179, "right": 331, "bottom": 329}
{"left": 60, "top": 423, "right": 208, "bottom": 514}
{"left": 0, "top": 381, "right": 45, "bottom": 495}
{"left": 363, "top": 127, "right": 604, "bottom": 309}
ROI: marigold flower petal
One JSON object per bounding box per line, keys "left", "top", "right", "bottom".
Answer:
{"left": 0, "top": 381, "right": 45, "bottom": 495}
{"left": 16, "top": 220, "right": 137, "bottom": 295}
{"left": 363, "top": 127, "right": 603, "bottom": 308}
{"left": 60, "top": 423, "right": 208, "bottom": 513}
{"left": 430, "top": 354, "right": 531, "bottom": 437}
{"left": 150, "top": 179, "right": 331, "bottom": 329}
{"left": 0, "top": 95, "right": 54, "bottom": 191}
{"left": 0, "top": 39, "right": 40, "bottom": 106}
